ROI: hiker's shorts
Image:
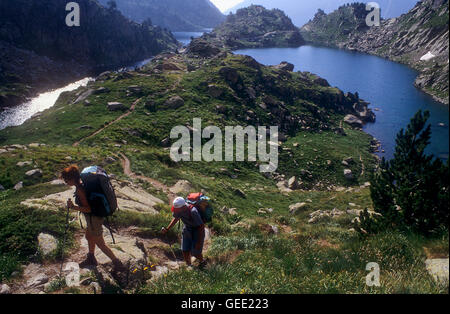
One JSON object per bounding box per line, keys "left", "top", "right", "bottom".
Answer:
{"left": 182, "top": 227, "right": 204, "bottom": 256}
{"left": 84, "top": 214, "right": 104, "bottom": 237}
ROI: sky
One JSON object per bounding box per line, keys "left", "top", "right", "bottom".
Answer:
{"left": 210, "top": 0, "right": 244, "bottom": 12}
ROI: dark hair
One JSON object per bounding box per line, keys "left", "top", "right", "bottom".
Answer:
{"left": 61, "top": 165, "right": 80, "bottom": 182}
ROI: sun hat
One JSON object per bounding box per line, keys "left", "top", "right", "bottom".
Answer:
{"left": 171, "top": 197, "right": 186, "bottom": 212}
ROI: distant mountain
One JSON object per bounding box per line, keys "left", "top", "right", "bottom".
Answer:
{"left": 300, "top": 0, "right": 449, "bottom": 104}
{"left": 97, "top": 0, "right": 225, "bottom": 31}
{"left": 227, "top": 0, "right": 419, "bottom": 26}
{"left": 0, "top": 0, "right": 178, "bottom": 109}
{"left": 199, "top": 5, "right": 304, "bottom": 49}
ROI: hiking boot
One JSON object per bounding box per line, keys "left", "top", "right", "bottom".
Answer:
{"left": 112, "top": 259, "right": 126, "bottom": 272}
{"left": 79, "top": 253, "right": 98, "bottom": 268}
{"left": 198, "top": 259, "right": 208, "bottom": 270}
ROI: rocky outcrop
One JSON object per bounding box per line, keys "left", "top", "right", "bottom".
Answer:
{"left": 300, "top": 1, "right": 449, "bottom": 104}
{"left": 200, "top": 5, "right": 305, "bottom": 50}
{"left": 0, "top": 0, "right": 178, "bottom": 110}
{"left": 21, "top": 180, "right": 163, "bottom": 214}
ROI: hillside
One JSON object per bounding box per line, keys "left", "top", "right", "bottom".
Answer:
{"left": 228, "top": 0, "right": 419, "bottom": 27}
{"left": 300, "top": 0, "right": 449, "bottom": 104}
{"left": 97, "top": 0, "right": 225, "bottom": 31}
{"left": 200, "top": 5, "right": 305, "bottom": 49}
{"left": 0, "top": 45, "right": 447, "bottom": 294}
{"left": 0, "top": 0, "right": 178, "bottom": 110}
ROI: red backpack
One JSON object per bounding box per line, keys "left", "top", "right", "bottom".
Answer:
{"left": 186, "top": 193, "right": 213, "bottom": 223}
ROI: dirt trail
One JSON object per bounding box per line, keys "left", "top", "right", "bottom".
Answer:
{"left": 119, "top": 152, "right": 177, "bottom": 204}
{"left": 73, "top": 98, "right": 141, "bottom": 147}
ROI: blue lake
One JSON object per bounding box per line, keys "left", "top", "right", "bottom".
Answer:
{"left": 173, "top": 31, "right": 208, "bottom": 46}
{"left": 235, "top": 46, "right": 449, "bottom": 160}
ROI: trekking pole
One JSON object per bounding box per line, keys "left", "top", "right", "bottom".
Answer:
{"left": 161, "top": 227, "right": 178, "bottom": 261}
{"left": 59, "top": 202, "right": 71, "bottom": 278}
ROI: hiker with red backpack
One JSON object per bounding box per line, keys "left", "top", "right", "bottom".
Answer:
{"left": 162, "top": 193, "right": 213, "bottom": 268}
{"left": 61, "top": 165, "right": 125, "bottom": 271}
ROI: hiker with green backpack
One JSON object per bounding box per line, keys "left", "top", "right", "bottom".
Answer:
{"left": 162, "top": 193, "right": 213, "bottom": 268}
{"left": 61, "top": 165, "right": 125, "bottom": 272}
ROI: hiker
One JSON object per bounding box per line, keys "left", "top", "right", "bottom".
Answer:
{"left": 162, "top": 197, "right": 207, "bottom": 267}
{"left": 61, "top": 165, "right": 125, "bottom": 271}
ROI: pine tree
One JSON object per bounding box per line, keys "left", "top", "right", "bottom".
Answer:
{"left": 357, "top": 110, "right": 449, "bottom": 235}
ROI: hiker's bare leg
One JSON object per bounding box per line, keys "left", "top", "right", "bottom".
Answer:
{"left": 86, "top": 231, "right": 96, "bottom": 254}
{"left": 93, "top": 235, "right": 118, "bottom": 262}
{"left": 183, "top": 251, "right": 191, "bottom": 265}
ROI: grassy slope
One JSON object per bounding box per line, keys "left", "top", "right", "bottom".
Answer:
{"left": 0, "top": 53, "right": 447, "bottom": 293}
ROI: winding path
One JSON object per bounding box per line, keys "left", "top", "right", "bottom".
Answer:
{"left": 119, "top": 152, "right": 176, "bottom": 203}
{"left": 73, "top": 98, "right": 142, "bottom": 147}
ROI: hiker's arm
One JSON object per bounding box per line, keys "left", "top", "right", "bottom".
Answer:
{"left": 195, "top": 224, "right": 205, "bottom": 250}
{"left": 68, "top": 190, "right": 91, "bottom": 213}
{"left": 163, "top": 218, "right": 179, "bottom": 232}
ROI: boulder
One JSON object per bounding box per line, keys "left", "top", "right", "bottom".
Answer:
{"left": 93, "top": 87, "right": 110, "bottom": 94}
{"left": 276, "top": 180, "right": 292, "bottom": 193}
{"left": 169, "top": 180, "right": 193, "bottom": 195}
{"left": 344, "top": 115, "right": 363, "bottom": 128}
{"left": 0, "top": 184, "right": 5, "bottom": 191}
{"left": 17, "top": 161, "right": 32, "bottom": 167}
{"left": 25, "top": 169, "right": 43, "bottom": 178}
{"left": 160, "top": 137, "right": 171, "bottom": 147}
{"left": 26, "top": 273, "right": 49, "bottom": 288}
{"left": 234, "top": 189, "right": 247, "bottom": 198}
{"left": 344, "top": 169, "right": 353, "bottom": 180}
{"left": 50, "top": 179, "right": 65, "bottom": 185}
{"left": 289, "top": 202, "right": 307, "bottom": 214}
{"left": 107, "top": 102, "right": 127, "bottom": 111}
{"left": 164, "top": 96, "right": 185, "bottom": 109}
{"left": 274, "top": 61, "right": 294, "bottom": 72}
{"left": 38, "top": 233, "right": 58, "bottom": 256}
{"left": 425, "top": 259, "right": 449, "bottom": 287}
{"left": 0, "top": 284, "right": 11, "bottom": 294}
{"left": 74, "top": 89, "right": 94, "bottom": 104}
{"left": 287, "top": 176, "right": 297, "bottom": 189}
{"left": 14, "top": 182, "right": 23, "bottom": 190}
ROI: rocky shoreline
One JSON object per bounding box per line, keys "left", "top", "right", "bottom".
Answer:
{"left": 300, "top": 0, "right": 449, "bottom": 105}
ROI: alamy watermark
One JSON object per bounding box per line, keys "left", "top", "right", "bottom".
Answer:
{"left": 366, "top": 2, "right": 381, "bottom": 27}
{"left": 170, "top": 119, "right": 279, "bottom": 173}
{"left": 66, "top": 2, "right": 80, "bottom": 27}
{"left": 366, "top": 262, "right": 381, "bottom": 287}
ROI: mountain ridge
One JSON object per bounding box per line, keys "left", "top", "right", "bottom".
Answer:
{"left": 97, "top": 0, "right": 225, "bottom": 31}
{"left": 227, "top": 0, "right": 419, "bottom": 27}
{"left": 300, "top": 0, "right": 449, "bottom": 104}
{"left": 0, "top": 0, "right": 178, "bottom": 109}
